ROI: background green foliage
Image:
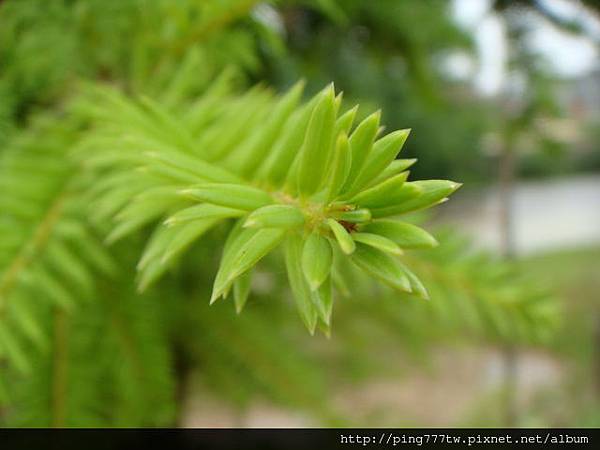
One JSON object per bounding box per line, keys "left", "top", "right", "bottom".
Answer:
{"left": 1, "top": 0, "right": 595, "bottom": 427}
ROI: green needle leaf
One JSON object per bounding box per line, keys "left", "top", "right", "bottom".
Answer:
{"left": 326, "top": 219, "right": 355, "bottom": 254}
{"left": 233, "top": 80, "right": 305, "bottom": 176}
{"left": 334, "top": 105, "right": 358, "bottom": 136}
{"left": 351, "top": 244, "right": 412, "bottom": 293}
{"left": 144, "top": 150, "right": 242, "bottom": 184}
{"left": 138, "top": 219, "right": 220, "bottom": 291}
{"left": 234, "top": 270, "right": 253, "bottom": 313}
{"left": 259, "top": 95, "right": 319, "bottom": 186}
{"left": 297, "top": 84, "right": 336, "bottom": 195}
{"left": 349, "top": 172, "right": 411, "bottom": 209}
{"left": 369, "top": 158, "right": 417, "bottom": 187}
{"left": 180, "top": 183, "right": 273, "bottom": 211}
{"left": 333, "top": 208, "right": 371, "bottom": 223}
{"left": 244, "top": 204, "right": 304, "bottom": 229}
{"left": 341, "top": 110, "right": 380, "bottom": 193}
{"left": 226, "top": 229, "right": 287, "bottom": 278}
{"left": 302, "top": 233, "right": 333, "bottom": 290}
{"left": 400, "top": 263, "right": 429, "bottom": 300}
{"left": 164, "top": 204, "right": 245, "bottom": 226}
{"left": 371, "top": 180, "right": 461, "bottom": 217}
{"left": 326, "top": 132, "right": 352, "bottom": 202}
{"left": 312, "top": 277, "right": 333, "bottom": 326}
{"left": 352, "top": 232, "right": 402, "bottom": 255}
{"left": 347, "top": 129, "right": 410, "bottom": 195}
{"left": 284, "top": 235, "right": 318, "bottom": 333}
{"left": 211, "top": 227, "right": 285, "bottom": 303}
{"left": 360, "top": 220, "right": 438, "bottom": 249}
{"left": 160, "top": 219, "right": 220, "bottom": 266}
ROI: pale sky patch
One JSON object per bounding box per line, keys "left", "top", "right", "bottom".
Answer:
{"left": 451, "top": 0, "right": 600, "bottom": 96}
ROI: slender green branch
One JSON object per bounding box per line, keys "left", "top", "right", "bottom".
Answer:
{"left": 0, "top": 192, "right": 69, "bottom": 314}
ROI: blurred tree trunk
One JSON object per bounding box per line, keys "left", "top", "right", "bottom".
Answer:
{"left": 498, "top": 137, "right": 518, "bottom": 427}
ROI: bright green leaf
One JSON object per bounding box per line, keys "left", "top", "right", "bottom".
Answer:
{"left": 234, "top": 270, "right": 253, "bottom": 313}
{"left": 284, "top": 235, "right": 318, "bottom": 333}
{"left": 326, "top": 219, "right": 355, "bottom": 254}
{"left": 333, "top": 208, "right": 371, "bottom": 223}
{"left": 211, "top": 228, "right": 285, "bottom": 303}
{"left": 360, "top": 220, "right": 438, "bottom": 248}
{"left": 244, "top": 204, "right": 304, "bottom": 229}
{"left": 297, "top": 84, "right": 336, "bottom": 195}
{"left": 334, "top": 105, "right": 358, "bottom": 136}
{"left": 312, "top": 276, "right": 333, "bottom": 326}
{"left": 340, "top": 111, "right": 380, "bottom": 193}
{"left": 259, "top": 96, "right": 319, "bottom": 186}
{"left": 371, "top": 180, "right": 461, "bottom": 217}
{"left": 165, "top": 204, "right": 245, "bottom": 226}
{"left": 180, "top": 183, "right": 273, "bottom": 211}
{"left": 351, "top": 244, "right": 412, "bottom": 293}
{"left": 350, "top": 172, "right": 411, "bottom": 209}
{"left": 400, "top": 263, "right": 429, "bottom": 300}
{"left": 302, "top": 233, "right": 333, "bottom": 290}
{"left": 233, "top": 81, "right": 305, "bottom": 176}
{"left": 326, "top": 133, "right": 352, "bottom": 202}
{"left": 369, "top": 158, "right": 416, "bottom": 187}
{"left": 347, "top": 129, "right": 410, "bottom": 195}
{"left": 352, "top": 232, "right": 402, "bottom": 255}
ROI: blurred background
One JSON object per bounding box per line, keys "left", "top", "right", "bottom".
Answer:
{"left": 0, "top": 0, "right": 599, "bottom": 427}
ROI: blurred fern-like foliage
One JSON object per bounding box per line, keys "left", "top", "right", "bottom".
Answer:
{"left": 0, "top": 0, "right": 558, "bottom": 426}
